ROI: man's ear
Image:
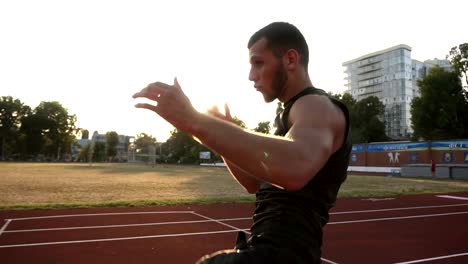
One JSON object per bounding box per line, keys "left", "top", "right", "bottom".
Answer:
{"left": 284, "top": 49, "right": 300, "bottom": 70}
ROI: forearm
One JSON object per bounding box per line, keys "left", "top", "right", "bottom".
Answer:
{"left": 223, "top": 157, "right": 260, "bottom": 194}
{"left": 133, "top": 75, "right": 339, "bottom": 191}
{"left": 190, "top": 113, "right": 319, "bottom": 191}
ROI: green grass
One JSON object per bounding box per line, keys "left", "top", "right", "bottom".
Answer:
{"left": 0, "top": 162, "right": 467, "bottom": 210}
{"left": 339, "top": 175, "right": 468, "bottom": 197}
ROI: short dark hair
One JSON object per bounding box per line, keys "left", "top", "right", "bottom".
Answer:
{"left": 248, "top": 22, "right": 309, "bottom": 69}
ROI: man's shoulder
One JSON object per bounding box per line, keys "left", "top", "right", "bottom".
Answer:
{"left": 292, "top": 93, "right": 336, "bottom": 113}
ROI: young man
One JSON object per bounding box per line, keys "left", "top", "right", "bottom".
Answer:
{"left": 133, "top": 22, "right": 351, "bottom": 263}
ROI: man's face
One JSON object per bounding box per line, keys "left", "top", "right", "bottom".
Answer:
{"left": 249, "top": 38, "right": 288, "bottom": 103}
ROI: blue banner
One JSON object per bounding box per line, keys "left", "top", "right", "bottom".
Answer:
{"left": 432, "top": 141, "right": 468, "bottom": 150}
{"left": 367, "top": 142, "right": 428, "bottom": 152}
{"left": 352, "top": 145, "right": 365, "bottom": 152}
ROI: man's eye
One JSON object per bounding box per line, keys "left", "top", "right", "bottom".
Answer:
{"left": 254, "top": 61, "right": 263, "bottom": 66}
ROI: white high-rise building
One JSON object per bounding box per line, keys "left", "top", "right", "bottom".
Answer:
{"left": 343, "top": 44, "right": 451, "bottom": 140}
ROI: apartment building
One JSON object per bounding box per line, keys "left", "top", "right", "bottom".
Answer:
{"left": 343, "top": 44, "right": 451, "bottom": 140}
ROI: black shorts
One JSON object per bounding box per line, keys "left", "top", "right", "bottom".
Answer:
{"left": 196, "top": 232, "right": 320, "bottom": 264}
{"left": 196, "top": 244, "right": 314, "bottom": 264}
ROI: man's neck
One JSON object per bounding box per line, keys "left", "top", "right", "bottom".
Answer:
{"left": 279, "top": 74, "right": 313, "bottom": 103}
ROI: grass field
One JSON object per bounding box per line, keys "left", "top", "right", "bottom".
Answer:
{"left": 1, "top": 162, "right": 468, "bottom": 210}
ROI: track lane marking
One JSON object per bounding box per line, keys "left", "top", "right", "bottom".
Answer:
{"left": 175, "top": 213, "right": 341, "bottom": 264}
{"left": 7, "top": 210, "right": 466, "bottom": 233}
{"left": 2, "top": 202, "right": 467, "bottom": 254}
{"left": 436, "top": 195, "right": 468, "bottom": 201}
{"left": 5, "top": 204, "right": 468, "bottom": 233}
{"left": 330, "top": 203, "right": 468, "bottom": 215}
{"left": 329, "top": 211, "right": 468, "bottom": 225}
{"left": 6, "top": 211, "right": 195, "bottom": 221}
{"left": 4, "top": 217, "right": 251, "bottom": 233}
{"left": 0, "top": 220, "right": 11, "bottom": 237}
{"left": 321, "top": 257, "right": 339, "bottom": 264}
{"left": 6, "top": 203, "right": 468, "bottom": 223}
{"left": 394, "top": 251, "right": 468, "bottom": 263}
{"left": 0, "top": 229, "right": 250, "bottom": 249}
{"left": 191, "top": 212, "right": 250, "bottom": 234}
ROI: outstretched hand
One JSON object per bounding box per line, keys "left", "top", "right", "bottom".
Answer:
{"left": 132, "top": 78, "right": 198, "bottom": 132}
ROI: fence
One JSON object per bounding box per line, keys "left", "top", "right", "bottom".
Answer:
{"left": 348, "top": 140, "right": 468, "bottom": 176}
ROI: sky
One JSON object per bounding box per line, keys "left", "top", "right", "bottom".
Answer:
{"left": 1, "top": 0, "right": 466, "bottom": 142}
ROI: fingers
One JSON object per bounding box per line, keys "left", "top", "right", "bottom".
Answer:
{"left": 211, "top": 105, "right": 220, "bottom": 112}
{"left": 207, "top": 105, "right": 221, "bottom": 115}
{"left": 224, "top": 103, "right": 232, "bottom": 119}
{"left": 206, "top": 103, "right": 235, "bottom": 123}
{"left": 132, "top": 82, "right": 172, "bottom": 101}
{"left": 207, "top": 105, "right": 229, "bottom": 120}
{"left": 173, "top": 77, "right": 181, "bottom": 90}
{"left": 134, "top": 103, "right": 159, "bottom": 113}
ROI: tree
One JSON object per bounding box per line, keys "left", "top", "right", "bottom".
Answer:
{"left": 352, "top": 96, "right": 388, "bottom": 143}
{"left": 232, "top": 116, "right": 247, "bottom": 128}
{"left": 78, "top": 142, "right": 94, "bottom": 162}
{"left": 411, "top": 66, "right": 466, "bottom": 140}
{"left": 34, "top": 101, "right": 78, "bottom": 159}
{"left": 134, "top": 133, "right": 157, "bottom": 162}
{"left": 135, "top": 133, "right": 157, "bottom": 153}
{"left": 340, "top": 93, "right": 357, "bottom": 110}
{"left": 105, "top": 131, "right": 120, "bottom": 161}
{"left": 447, "top": 43, "right": 468, "bottom": 137}
{"left": 254, "top": 121, "right": 271, "bottom": 134}
{"left": 339, "top": 93, "right": 359, "bottom": 141}
{"left": 0, "top": 96, "right": 31, "bottom": 160}
{"left": 81, "top": 129, "right": 89, "bottom": 139}
{"left": 92, "top": 141, "right": 106, "bottom": 162}
{"left": 328, "top": 92, "right": 386, "bottom": 143}
{"left": 18, "top": 113, "right": 47, "bottom": 158}
{"left": 162, "top": 129, "right": 203, "bottom": 163}
{"left": 447, "top": 43, "right": 468, "bottom": 88}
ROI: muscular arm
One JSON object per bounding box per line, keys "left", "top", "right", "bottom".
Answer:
{"left": 133, "top": 81, "right": 346, "bottom": 191}
{"left": 190, "top": 95, "right": 346, "bottom": 191}
{"left": 206, "top": 105, "right": 261, "bottom": 193}
{"left": 223, "top": 158, "right": 261, "bottom": 193}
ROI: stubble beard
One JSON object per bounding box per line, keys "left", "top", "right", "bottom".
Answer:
{"left": 263, "top": 63, "right": 288, "bottom": 103}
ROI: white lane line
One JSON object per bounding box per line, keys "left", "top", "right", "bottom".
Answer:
{"left": 193, "top": 212, "right": 338, "bottom": 264}
{"left": 4, "top": 217, "right": 251, "bottom": 233}
{"left": 6, "top": 211, "right": 194, "bottom": 221}
{"left": 436, "top": 195, "right": 468, "bottom": 201}
{"left": 0, "top": 220, "right": 12, "bottom": 237}
{"left": 330, "top": 203, "right": 468, "bottom": 215}
{"left": 6, "top": 207, "right": 468, "bottom": 233}
{"left": 394, "top": 252, "right": 468, "bottom": 263}
{"left": 0, "top": 229, "right": 250, "bottom": 249}
{"left": 191, "top": 212, "right": 251, "bottom": 234}
{"left": 7, "top": 203, "right": 468, "bottom": 222}
{"left": 4, "top": 220, "right": 212, "bottom": 233}
{"left": 321, "top": 257, "right": 339, "bottom": 264}
{"left": 329, "top": 211, "right": 468, "bottom": 225}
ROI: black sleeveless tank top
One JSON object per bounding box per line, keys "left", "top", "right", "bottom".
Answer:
{"left": 250, "top": 87, "right": 352, "bottom": 252}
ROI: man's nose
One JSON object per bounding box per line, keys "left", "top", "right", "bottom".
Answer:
{"left": 248, "top": 67, "right": 257, "bottom": 82}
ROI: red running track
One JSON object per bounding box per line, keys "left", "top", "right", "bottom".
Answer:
{"left": 1, "top": 192, "right": 468, "bottom": 264}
